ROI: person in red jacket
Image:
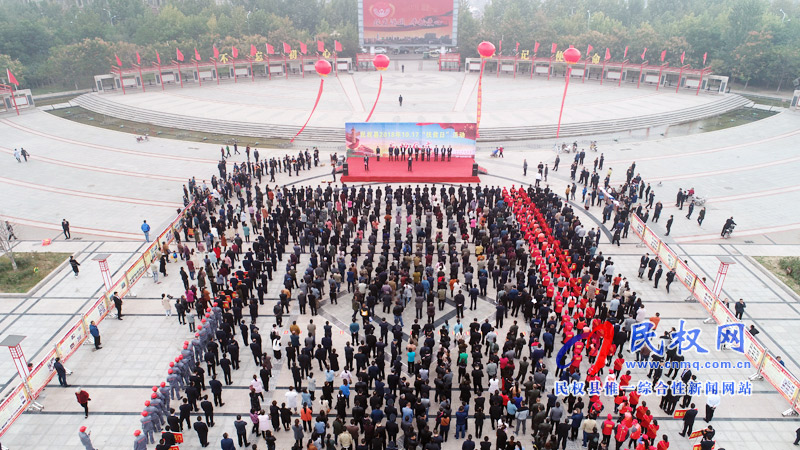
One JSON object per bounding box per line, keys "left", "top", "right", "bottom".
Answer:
{"left": 656, "top": 435, "right": 670, "bottom": 450}
{"left": 601, "top": 413, "right": 615, "bottom": 446}
{"left": 614, "top": 421, "right": 629, "bottom": 450}
{"left": 75, "top": 387, "right": 91, "bottom": 418}
{"left": 613, "top": 356, "right": 625, "bottom": 377}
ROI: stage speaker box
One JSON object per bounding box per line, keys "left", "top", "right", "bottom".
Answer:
{"left": 343, "top": 163, "right": 349, "bottom": 176}
{"left": 472, "top": 163, "right": 479, "bottom": 176}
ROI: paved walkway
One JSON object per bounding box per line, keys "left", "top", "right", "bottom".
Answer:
{"left": 0, "top": 86, "right": 800, "bottom": 450}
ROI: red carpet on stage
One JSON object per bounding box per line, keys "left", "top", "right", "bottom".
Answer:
{"left": 341, "top": 157, "right": 482, "bottom": 183}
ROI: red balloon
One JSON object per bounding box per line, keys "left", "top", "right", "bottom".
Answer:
{"left": 373, "top": 54, "right": 390, "bottom": 71}
{"left": 478, "top": 41, "right": 496, "bottom": 58}
{"left": 564, "top": 46, "right": 582, "bottom": 64}
{"left": 315, "top": 59, "right": 332, "bottom": 76}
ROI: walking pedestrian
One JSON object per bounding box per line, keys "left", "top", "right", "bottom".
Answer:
{"left": 78, "top": 426, "right": 97, "bottom": 450}
{"left": 142, "top": 220, "right": 151, "bottom": 242}
{"left": 75, "top": 387, "right": 91, "bottom": 418}
{"left": 704, "top": 393, "right": 720, "bottom": 422}
{"left": 697, "top": 207, "right": 706, "bottom": 226}
{"left": 112, "top": 291, "right": 123, "bottom": 319}
{"left": 194, "top": 416, "right": 210, "bottom": 447}
{"left": 665, "top": 215, "right": 674, "bottom": 236}
{"left": 679, "top": 403, "right": 698, "bottom": 437}
{"left": 398, "top": 95, "right": 403, "bottom": 107}
{"left": 69, "top": 256, "right": 81, "bottom": 277}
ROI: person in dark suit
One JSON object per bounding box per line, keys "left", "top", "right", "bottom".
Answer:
{"left": 54, "top": 357, "right": 69, "bottom": 387}
{"left": 193, "top": 416, "right": 209, "bottom": 447}
{"left": 364, "top": 156, "right": 369, "bottom": 171}
{"left": 679, "top": 404, "right": 698, "bottom": 437}
{"left": 200, "top": 395, "right": 215, "bottom": 426}
{"left": 221, "top": 432, "right": 236, "bottom": 450}
{"left": 665, "top": 215, "right": 674, "bottom": 236}
{"left": 408, "top": 156, "right": 413, "bottom": 172}
{"left": 647, "top": 258, "right": 658, "bottom": 280}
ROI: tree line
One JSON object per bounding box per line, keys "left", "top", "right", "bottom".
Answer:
{"left": 0, "top": 0, "right": 797, "bottom": 92}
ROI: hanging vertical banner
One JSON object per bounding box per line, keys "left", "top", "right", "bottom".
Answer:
{"left": 476, "top": 59, "right": 486, "bottom": 137}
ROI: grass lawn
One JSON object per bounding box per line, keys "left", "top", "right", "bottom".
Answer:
{"left": 48, "top": 106, "right": 291, "bottom": 148}
{"left": 0, "top": 252, "right": 70, "bottom": 293}
{"left": 754, "top": 256, "right": 800, "bottom": 297}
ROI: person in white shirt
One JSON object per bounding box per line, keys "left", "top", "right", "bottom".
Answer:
{"left": 704, "top": 393, "right": 720, "bottom": 422}
{"left": 285, "top": 386, "right": 299, "bottom": 412}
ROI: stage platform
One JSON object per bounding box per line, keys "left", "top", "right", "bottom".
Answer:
{"left": 340, "top": 157, "right": 482, "bottom": 183}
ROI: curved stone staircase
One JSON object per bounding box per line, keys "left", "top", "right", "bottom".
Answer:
{"left": 71, "top": 92, "right": 750, "bottom": 143}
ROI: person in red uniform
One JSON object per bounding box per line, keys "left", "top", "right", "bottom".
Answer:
{"left": 614, "top": 421, "right": 629, "bottom": 450}
{"left": 601, "top": 413, "right": 615, "bottom": 446}
{"left": 656, "top": 435, "right": 670, "bottom": 450}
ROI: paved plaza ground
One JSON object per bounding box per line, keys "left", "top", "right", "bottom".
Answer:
{"left": 0, "top": 72, "right": 800, "bottom": 450}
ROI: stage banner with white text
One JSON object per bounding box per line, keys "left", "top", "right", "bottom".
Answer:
{"left": 346, "top": 122, "right": 476, "bottom": 158}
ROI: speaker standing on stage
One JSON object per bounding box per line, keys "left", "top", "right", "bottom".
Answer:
{"left": 408, "top": 156, "right": 413, "bottom": 172}
{"left": 363, "top": 156, "right": 369, "bottom": 171}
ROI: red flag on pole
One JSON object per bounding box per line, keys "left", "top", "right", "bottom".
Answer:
{"left": 681, "top": 51, "right": 685, "bottom": 64}
{"left": 534, "top": 42, "right": 540, "bottom": 53}
{"left": 176, "top": 48, "right": 184, "bottom": 62}
{"left": 195, "top": 48, "right": 202, "bottom": 61}
{"left": 641, "top": 48, "right": 647, "bottom": 60}
{"left": 334, "top": 40, "right": 342, "bottom": 52}
{"left": 213, "top": 46, "right": 219, "bottom": 59}
{"left": 115, "top": 53, "right": 122, "bottom": 67}
{"left": 660, "top": 50, "right": 666, "bottom": 62}
{"left": 266, "top": 44, "right": 274, "bottom": 55}
{"left": 156, "top": 51, "right": 161, "bottom": 65}
{"left": 6, "top": 69, "right": 19, "bottom": 86}
{"left": 624, "top": 46, "right": 629, "bottom": 58}
{"left": 515, "top": 42, "right": 519, "bottom": 52}
{"left": 250, "top": 44, "right": 257, "bottom": 57}
{"left": 551, "top": 43, "right": 557, "bottom": 54}
{"left": 283, "top": 42, "right": 291, "bottom": 54}
{"left": 586, "top": 45, "right": 593, "bottom": 55}
{"left": 318, "top": 41, "right": 325, "bottom": 53}
{"left": 299, "top": 42, "right": 307, "bottom": 55}
{"left": 703, "top": 52, "right": 708, "bottom": 65}
{"left": 232, "top": 47, "right": 239, "bottom": 58}
{"left": 604, "top": 48, "right": 611, "bottom": 60}
{"left": 136, "top": 52, "right": 141, "bottom": 65}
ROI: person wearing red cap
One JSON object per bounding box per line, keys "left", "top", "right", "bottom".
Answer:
{"left": 601, "top": 413, "right": 615, "bottom": 446}
{"left": 78, "top": 426, "right": 96, "bottom": 450}
{"left": 133, "top": 429, "right": 147, "bottom": 450}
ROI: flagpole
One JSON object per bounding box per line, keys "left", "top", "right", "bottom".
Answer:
{"left": 547, "top": 56, "right": 552, "bottom": 81}
{"left": 177, "top": 61, "right": 183, "bottom": 88}
{"left": 637, "top": 61, "right": 646, "bottom": 89}
{"left": 137, "top": 65, "right": 145, "bottom": 92}
{"left": 233, "top": 58, "right": 237, "bottom": 83}
{"left": 118, "top": 67, "right": 126, "bottom": 95}
{"left": 196, "top": 60, "right": 202, "bottom": 87}
{"left": 158, "top": 63, "right": 164, "bottom": 91}
{"left": 334, "top": 52, "right": 338, "bottom": 77}
{"left": 696, "top": 67, "right": 706, "bottom": 96}
{"left": 676, "top": 64, "right": 689, "bottom": 93}
{"left": 249, "top": 58, "right": 254, "bottom": 82}
{"left": 601, "top": 58, "right": 606, "bottom": 85}
{"left": 10, "top": 84, "right": 19, "bottom": 116}
{"left": 213, "top": 58, "right": 219, "bottom": 84}
{"left": 285, "top": 55, "right": 288, "bottom": 80}
{"left": 530, "top": 53, "right": 536, "bottom": 79}
{"left": 656, "top": 63, "right": 666, "bottom": 91}
{"left": 582, "top": 57, "right": 588, "bottom": 83}
{"left": 266, "top": 56, "right": 271, "bottom": 80}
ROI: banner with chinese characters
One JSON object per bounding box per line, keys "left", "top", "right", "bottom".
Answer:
{"left": 57, "top": 318, "right": 88, "bottom": 360}
{"left": 345, "top": 122, "right": 476, "bottom": 158}
{"left": 692, "top": 279, "right": 716, "bottom": 314}
{"left": 642, "top": 227, "right": 662, "bottom": 254}
{"left": 743, "top": 329, "right": 766, "bottom": 367}
{"left": 631, "top": 214, "right": 645, "bottom": 238}
{"left": 674, "top": 257, "right": 696, "bottom": 291}
{"left": 360, "top": 0, "right": 458, "bottom": 46}
{"left": 0, "top": 384, "right": 29, "bottom": 437}
{"left": 27, "top": 349, "right": 59, "bottom": 398}
{"left": 760, "top": 353, "right": 800, "bottom": 405}
{"left": 657, "top": 240, "right": 678, "bottom": 269}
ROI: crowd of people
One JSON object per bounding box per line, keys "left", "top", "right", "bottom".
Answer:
{"left": 127, "top": 146, "right": 723, "bottom": 450}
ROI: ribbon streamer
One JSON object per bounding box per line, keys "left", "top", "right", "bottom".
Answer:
{"left": 291, "top": 79, "right": 324, "bottom": 143}
{"left": 365, "top": 74, "right": 383, "bottom": 122}
{"left": 476, "top": 59, "right": 486, "bottom": 138}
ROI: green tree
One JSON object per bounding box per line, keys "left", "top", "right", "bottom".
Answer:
{"left": 0, "top": 54, "right": 25, "bottom": 87}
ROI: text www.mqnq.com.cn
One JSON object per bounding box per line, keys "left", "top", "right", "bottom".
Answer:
{"left": 625, "top": 360, "right": 752, "bottom": 371}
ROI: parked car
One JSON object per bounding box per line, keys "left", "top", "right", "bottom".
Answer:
{"left": 428, "top": 49, "right": 441, "bottom": 56}
{"left": 373, "top": 47, "right": 388, "bottom": 54}
{"left": 413, "top": 47, "right": 427, "bottom": 54}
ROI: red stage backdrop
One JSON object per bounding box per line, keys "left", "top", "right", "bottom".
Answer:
{"left": 346, "top": 122, "right": 476, "bottom": 158}
{"left": 360, "top": 0, "right": 458, "bottom": 46}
